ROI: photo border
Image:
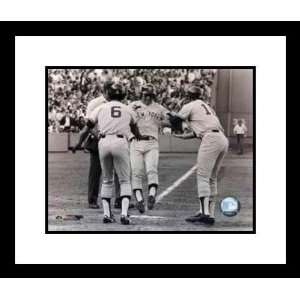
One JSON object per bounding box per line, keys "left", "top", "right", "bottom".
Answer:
{"left": 46, "top": 65, "right": 256, "bottom": 234}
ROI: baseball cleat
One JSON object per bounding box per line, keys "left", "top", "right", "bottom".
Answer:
{"left": 147, "top": 195, "right": 156, "bottom": 210}
{"left": 103, "top": 215, "right": 116, "bottom": 224}
{"left": 89, "top": 203, "right": 100, "bottom": 209}
{"left": 136, "top": 200, "right": 145, "bottom": 214}
{"left": 120, "top": 215, "right": 130, "bottom": 225}
{"left": 203, "top": 216, "right": 215, "bottom": 225}
{"left": 185, "top": 213, "right": 206, "bottom": 223}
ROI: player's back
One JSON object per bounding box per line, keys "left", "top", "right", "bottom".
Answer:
{"left": 96, "top": 101, "right": 134, "bottom": 137}
{"left": 179, "top": 99, "right": 223, "bottom": 135}
{"left": 86, "top": 95, "right": 107, "bottom": 119}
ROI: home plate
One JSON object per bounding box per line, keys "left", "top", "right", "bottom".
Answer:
{"left": 130, "top": 215, "right": 173, "bottom": 220}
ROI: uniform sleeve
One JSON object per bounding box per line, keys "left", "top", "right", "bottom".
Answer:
{"left": 127, "top": 101, "right": 134, "bottom": 110}
{"left": 126, "top": 105, "right": 138, "bottom": 124}
{"left": 85, "top": 103, "right": 92, "bottom": 120}
{"left": 177, "top": 103, "right": 192, "bottom": 120}
{"left": 128, "top": 101, "right": 142, "bottom": 112}
{"left": 89, "top": 105, "right": 101, "bottom": 124}
{"left": 86, "top": 97, "right": 107, "bottom": 120}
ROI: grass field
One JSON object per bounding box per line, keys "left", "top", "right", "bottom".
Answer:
{"left": 48, "top": 146, "right": 254, "bottom": 232}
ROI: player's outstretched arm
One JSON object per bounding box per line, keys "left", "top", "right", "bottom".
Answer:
{"left": 71, "top": 123, "right": 93, "bottom": 153}
{"left": 130, "top": 121, "right": 143, "bottom": 140}
{"left": 167, "top": 112, "right": 185, "bottom": 133}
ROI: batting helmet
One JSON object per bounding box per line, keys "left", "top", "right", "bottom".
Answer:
{"left": 141, "top": 83, "right": 156, "bottom": 97}
{"left": 187, "top": 85, "right": 202, "bottom": 100}
{"left": 105, "top": 81, "right": 126, "bottom": 101}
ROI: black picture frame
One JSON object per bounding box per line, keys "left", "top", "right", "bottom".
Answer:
{"left": 3, "top": 21, "right": 293, "bottom": 278}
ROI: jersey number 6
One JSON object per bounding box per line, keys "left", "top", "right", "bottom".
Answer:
{"left": 111, "top": 106, "right": 121, "bottom": 118}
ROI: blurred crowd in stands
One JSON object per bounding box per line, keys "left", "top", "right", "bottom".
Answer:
{"left": 48, "top": 68, "right": 217, "bottom": 133}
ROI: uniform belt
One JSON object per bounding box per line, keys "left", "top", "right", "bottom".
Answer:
{"left": 99, "top": 134, "right": 124, "bottom": 139}
{"left": 138, "top": 135, "right": 156, "bottom": 141}
{"left": 199, "top": 129, "right": 220, "bottom": 139}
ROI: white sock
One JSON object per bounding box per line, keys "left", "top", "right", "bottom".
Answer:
{"left": 135, "top": 190, "right": 143, "bottom": 202}
{"left": 202, "top": 197, "right": 210, "bottom": 216}
{"left": 121, "top": 197, "right": 130, "bottom": 216}
{"left": 149, "top": 186, "right": 157, "bottom": 197}
{"left": 209, "top": 198, "right": 216, "bottom": 218}
{"left": 102, "top": 199, "right": 111, "bottom": 217}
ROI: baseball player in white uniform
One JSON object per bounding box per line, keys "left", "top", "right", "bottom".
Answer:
{"left": 171, "top": 86, "right": 229, "bottom": 225}
{"left": 128, "top": 84, "right": 170, "bottom": 213}
{"left": 88, "top": 82, "right": 141, "bottom": 225}
{"left": 72, "top": 93, "right": 124, "bottom": 209}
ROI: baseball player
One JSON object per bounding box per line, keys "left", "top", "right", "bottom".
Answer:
{"left": 170, "top": 86, "right": 229, "bottom": 225}
{"left": 128, "top": 84, "right": 170, "bottom": 213}
{"left": 72, "top": 94, "right": 107, "bottom": 209}
{"left": 88, "top": 82, "right": 141, "bottom": 225}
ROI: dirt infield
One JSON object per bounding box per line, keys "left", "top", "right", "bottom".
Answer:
{"left": 48, "top": 147, "right": 254, "bottom": 232}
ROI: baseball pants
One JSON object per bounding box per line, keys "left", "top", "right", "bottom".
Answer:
{"left": 197, "top": 132, "right": 229, "bottom": 198}
{"left": 236, "top": 134, "right": 244, "bottom": 154}
{"left": 130, "top": 139, "right": 159, "bottom": 190}
{"left": 98, "top": 135, "right": 132, "bottom": 198}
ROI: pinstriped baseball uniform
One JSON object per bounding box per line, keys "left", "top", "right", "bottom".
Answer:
{"left": 128, "top": 100, "right": 169, "bottom": 191}
{"left": 90, "top": 100, "right": 136, "bottom": 199}
{"left": 178, "top": 99, "right": 229, "bottom": 198}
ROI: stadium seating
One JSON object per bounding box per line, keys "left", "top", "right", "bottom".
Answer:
{"left": 48, "top": 68, "right": 217, "bottom": 133}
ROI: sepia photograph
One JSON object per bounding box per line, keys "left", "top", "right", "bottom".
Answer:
{"left": 47, "top": 67, "right": 255, "bottom": 232}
